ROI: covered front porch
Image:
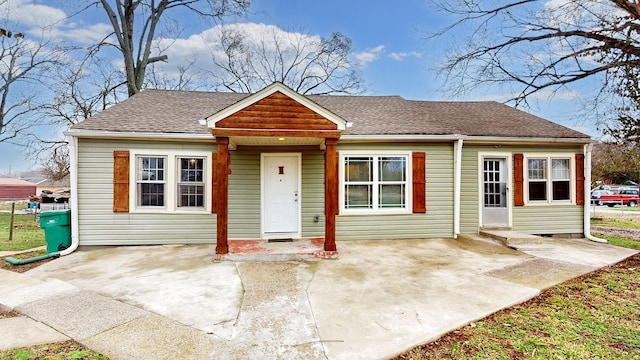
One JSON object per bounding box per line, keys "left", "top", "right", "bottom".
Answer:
{"left": 206, "top": 83, "right": 348, "bottom": 255}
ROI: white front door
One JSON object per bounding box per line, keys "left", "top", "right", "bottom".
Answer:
{"left": 261, "top": 153, "right": 301, "bottom": 238}
{"left": 481, "top": 157, "right": 510, "bottom": 227}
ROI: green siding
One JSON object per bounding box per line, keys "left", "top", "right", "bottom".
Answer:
{"left": 228, "top": 149, "right": 326, "bottom": 239}
{"left": 335, "top": 143, "right": 454, "bottom": 240}
{"left": 76, "top": 138, "right": 585, "bottom": 246}
{"left": 76, "top": 138, "right": 217, "bottom": 246}
{"left": 459, "top": 147, "right": 480, "bottom": 234}
{"left": 301, "top": 151, "right": 325, "bottom": 237}
{"left": 512, "top": 206, "right": 583, "bottom": 234}
{"left": 228, "top": 151, "right": 260, "bottom": 238}
{"left": 460, "top": 144, "right": 585, "bottom": 236}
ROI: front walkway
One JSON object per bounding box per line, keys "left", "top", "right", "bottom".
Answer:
{"left": 0, "top": 237, "right": 636, "bottom": 359}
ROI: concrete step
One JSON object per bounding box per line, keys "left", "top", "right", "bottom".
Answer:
{"left": 479, "top": 230, "right": 544, "bottom": 248}
{"left": 214, "top": 239, "right": 339, "bottom": 262}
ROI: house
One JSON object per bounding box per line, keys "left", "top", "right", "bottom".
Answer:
{"left": 0, "top": 178, "right": 37, "bottom": 201}
{"left": 66, "top": 82, "right": 593, "bottom": 254}
{"left": 21, "top": 171, "right": 70, "bottom": 195}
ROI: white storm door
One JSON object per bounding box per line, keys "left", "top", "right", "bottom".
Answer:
{"left": 261, "top": 153, "right": 301, "bottom": 237}
{"left": 482, "top": 157, "right": 510, "bottom": 227}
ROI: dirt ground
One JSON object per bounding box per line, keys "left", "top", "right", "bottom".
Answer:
{"left": 0, "top": 251, "right": 56, "bottom": 273}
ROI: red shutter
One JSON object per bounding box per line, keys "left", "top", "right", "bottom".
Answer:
{"left": 412, "top": 152, "right": 426, "bottom": 213}
{"left": 514, "top": 154, "right": 524, "bottom": 206}
{"left": 113, "top": 150, "right": 130, "bottom": 213}
{"left": 212, "top": 152, "right": 218, "bottom": 213}
{"left": 575, "top": 154, "right": 585, "bottom": 205}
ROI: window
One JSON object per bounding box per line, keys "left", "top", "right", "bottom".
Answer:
{"left": 526, "top": 156, "right": 572, "bottom": 203}
{"left": 131, "top": 151, "right": 211, "bottom": 212}
{"left": 177, "top": 157, "right": 205, "bottom": 208}
{"left": 137, "top": 156, "right": 166, "bottom": 207}
{"left": 343, "top": 154, "right": 409, "bottom": 212}
{"left": 551, "top": 159, "right": 570, "bottom": 200}
{"left": 527, "top": 158, "right": 547, "bottom": 201}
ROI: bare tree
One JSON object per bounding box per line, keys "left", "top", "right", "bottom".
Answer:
{"left": 145, "top": 60, "right": 201, "bottom": 90}
{"left": 211, "top": 25, "right": 364, "bottom": 95}
{"left": 96, "top": 0, "right": 251, "bottom": 97}
{"left": 0, "top": 31, "right": 66, "bottom": 142}
{"left": 591, "top": 142, "right": 640, "bottom": 184}
{"left": 430, "top": 0, "right": 640, "bottom": 111}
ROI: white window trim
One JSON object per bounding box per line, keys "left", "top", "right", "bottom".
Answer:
{"left": 129, "top": 149, "right": 212, "bottom": 213}
{"left": 524, "top": 153, "right": 575, "bottom": 206}
{"left": 339, "top": 150, "right": 412, "bottom": 215}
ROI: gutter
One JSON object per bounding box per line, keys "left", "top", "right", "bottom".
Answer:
{"left": 64, "top": 129, "right": 215, "bottom": 141}
{"left": 583, "top": 143, "right": 607, "bottom": 243}
{"left": 60, "top": 134, "right": 80, "bottom": 255}
{"left": 453, "top": 139, "right": 463, "bottom": 238}
{"left": 339, "top": 134, "right": 590, "bottom": 144}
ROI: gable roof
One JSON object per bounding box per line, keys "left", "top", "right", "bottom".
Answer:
{"left": 206, "top": 82, "right": 347, "bottom": 130}
{"left": 0, "top": 178, "right": 37, "bottom": 186}
{"left": 71, "top": 88, "right": 589, "bottom": 140}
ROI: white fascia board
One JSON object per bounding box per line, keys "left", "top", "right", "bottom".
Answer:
{"left": 340, "top": 134, "right": 591, "bottom": 144}
{"left": 205, "top": 82, "right": 347, "bottom": 130}
{"left": 339, "top": 134, "right": 465, "bottom": 142}
{"left": 64, "top": 129, "right": 215, "bottom": 141}
{"left": 464, "top": 136, "right": 592, "bottom": 144}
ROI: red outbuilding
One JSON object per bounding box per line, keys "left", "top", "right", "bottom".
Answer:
{"left": 0, "top": 178, "right": 37, "bottom": 201}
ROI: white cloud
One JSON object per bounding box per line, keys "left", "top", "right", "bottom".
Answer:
{"left": 0, "top": 1, "right": 112, "bottom": 46}
{"left": 0, "top": 0, "right": 66, "bottom": 29}
{"left": 353, "top": 45, "right": 385, "bottom": 66}
{"left": 56, "top": 22, "right": 114, "bottom": 45}
{"left": 388, "top": 51, "right": 423, "bottom": 61}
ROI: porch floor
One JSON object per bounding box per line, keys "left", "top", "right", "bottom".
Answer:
{"left": 214, "top": 238, "right": 339, "bottom": 262}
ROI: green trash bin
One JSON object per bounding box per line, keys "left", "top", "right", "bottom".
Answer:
{"left": 39, "top": 209, "right": 71, "bottom": 253}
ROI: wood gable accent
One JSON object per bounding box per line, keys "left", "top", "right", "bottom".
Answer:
{"left": 216, "top": 91, "right": 338, "bottom": 131}
{"left": 575, "top": 153, "right": 585, "bottom": 205}
{"left": 113, "top": 150, "right": 130, "bottom": 213}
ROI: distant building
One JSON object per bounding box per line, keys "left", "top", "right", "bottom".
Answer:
{"left": 0, "top": 178, "right": 37, "bottom": 201}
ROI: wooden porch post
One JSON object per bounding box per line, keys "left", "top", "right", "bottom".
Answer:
{"left": 324, "top": 138, "right": 339, "bottom": 251}
{"left": 216, "top": 137, "right": 230, "bottom": 254}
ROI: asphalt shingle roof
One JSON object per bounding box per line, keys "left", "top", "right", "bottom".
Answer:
{"left": 72, "top": 89, "right": 589, "bottom": 139}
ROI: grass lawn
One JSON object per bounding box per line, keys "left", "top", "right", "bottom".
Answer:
{"left": 395, "top": 216, "right": 640, "bottom": 360}
{"left": 592, "top": 216, "right": 640, "bottom": 229}
{"left": 0, "top": 213, "right": 45, "bottom": 251}
{"left": 0, "top": 339, "right": 107, "bottom": 360}
{"left": 394, "top": 252, "right": 640, "bottom": 360}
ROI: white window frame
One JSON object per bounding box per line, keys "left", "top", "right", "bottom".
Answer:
{"left": 136, "top": 155, "right": 168, "bottom": 209}
{"left": 524, "top": 153, "right": 575, "bottom": 205}
{"left": 339, "top": 151, "right": 412, "bottom": 215}
{"left": 176, "top": 156, "right": 206, "bottom": 209}
{"left": 129, "top": 150, "right": 212, "bottom": 213}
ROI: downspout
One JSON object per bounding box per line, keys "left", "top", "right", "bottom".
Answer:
{"left": 60, "top": 134, "right": 80, "bottom": 255}
{"left": 454, "top": 138, "right": 463, "bottom": 238}
{"left": 583, "top": 143, "right": 607, "bottom": 243}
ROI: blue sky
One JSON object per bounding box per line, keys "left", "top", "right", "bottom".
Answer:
{"left": 0, "top": 0, "right": 594, "bottom": 175}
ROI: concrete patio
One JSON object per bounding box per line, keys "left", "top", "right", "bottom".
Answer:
{"left": 0, "top": 236, "right": 636, "bottom": 359}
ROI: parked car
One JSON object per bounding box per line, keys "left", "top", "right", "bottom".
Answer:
{"left": 591, "top": 189, "right": 614, "bottom": 205}
{"left": 599, "top": 189, "right": 639, "bottom": 207}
